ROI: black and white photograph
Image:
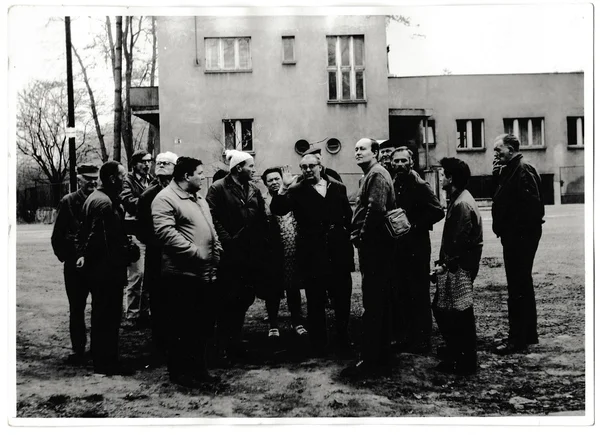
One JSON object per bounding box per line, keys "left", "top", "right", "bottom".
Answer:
{"left": 5, "top": 0, "right": 594, "bottom": 428}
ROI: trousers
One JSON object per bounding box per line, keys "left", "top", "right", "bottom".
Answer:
{"left": 144, "top": 244, "right": 167, "bottom": 354}
{"left": 501, "top": 227, "right": 542, "bottom": 347}
{"left": 124, "top": 235, "right": 148, "bottom": 320}
{"left": 163, "top": 274, "right": 216, "bottom": 378}
{"left": 64, "top": 260, "right": 90, "bottom": 355}
{"left": 433, "top": 306, "right": 477, "bottom": 372}
{"left": 358, "top": 241, "right": 392, "bottom": 363}
{"left": 90, "top": 277, "right": 125, "bottom": 371}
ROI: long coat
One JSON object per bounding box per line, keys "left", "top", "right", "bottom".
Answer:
{"left": 270, "top": 176, "right": 355, "bottom": 280}
{"left": 205, "top": 174, "right": 270, "bottom": 288}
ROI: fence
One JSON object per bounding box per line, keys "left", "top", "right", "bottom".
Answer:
{"left": 559, "top": 166, "right": 584, "bottom": 204}
{"left": 17, "top": 182, "right": 70, "bottom": 223}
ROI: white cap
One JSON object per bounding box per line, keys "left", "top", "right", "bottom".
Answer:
{"left": 226, "top": 149, "right": 253, "bottom": 170}
{"left": 156, "top": 151, "right": 178, "bottom": 164}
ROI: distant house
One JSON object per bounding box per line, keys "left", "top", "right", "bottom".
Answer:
{"left": 388, "top": 72, "right": 584, "bottom": 205}
{"left": 131, "top": 15, "right": 584, "bottom": 204}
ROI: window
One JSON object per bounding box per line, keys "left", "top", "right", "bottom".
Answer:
{"left": 326, "top": 138, "right": 341, "bottom": 154}
{"left": 327, "top": 35, "right": 365, "bottom": 102}
{"left": 205, "top": 37, "right": 251, "bottom": 72}
{"left": 567, "top": 116, "right": 584, "bottom": 146}
{"left": 421, "top": 120, "right": 436, "bottom": 146}
{"left": 282, "top": 36, "right": 295, "bottom": 64}
{"left": 294, "top": 139, "right": 310, "bottom": 155}
{"left": 457, "top": 119, "right": 485, "bottom": 149}
{"left": 503, "top": 117, "right": 545, "bottom": 147}
{"left": 223, "top": 119, "right": 253, "bottom": 152}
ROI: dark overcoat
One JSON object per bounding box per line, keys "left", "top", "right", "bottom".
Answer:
{"left": 270, "top": 176, "right": 355, "bottom": 279}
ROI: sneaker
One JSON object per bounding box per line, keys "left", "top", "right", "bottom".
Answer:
{"left": 268, "top": 328, "right": 280, "bottom": 338}
{"left": 294, "top": 325, "right": 308, "bottom": 336}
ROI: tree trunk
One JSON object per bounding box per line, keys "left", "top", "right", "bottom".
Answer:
{"left": 72, "top": 43, "right": 109, "bottom": 162}
{"left": 113, "top": 16, "right": 123, "bottom": 162}
{"left": 146, "top": 16, "right": 158, "bottom": 157}
{"left": 121, "top": 16, "right": 134, "bottom": 168}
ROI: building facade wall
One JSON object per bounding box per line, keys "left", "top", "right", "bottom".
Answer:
{"left": 157, "top": 15, "right": 389, "bottom": 189}
{"left": 388, "top": 73, "right": 584, "bottom": 203}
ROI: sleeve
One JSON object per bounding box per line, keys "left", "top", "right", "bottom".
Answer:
{"left": 517, "top": 165, "right": 544, "bottom": 227}
{"left": 442, "top": 202, "right": 474, "bottom": 268}
{"left": 340, "top": 184, "right": 353, "bottom": 230}
{"left": 119, "top": 175, "right": 139, "bottom": 217}
{"left": 77, "top": 201, "right": 111, "bottom": 260}
{"left": 359, "top": 173, "right": 391, "bottom": 240}
{"left": 50, "top": 197, "right": 70, "bottom": 262}
{"left": 152, "top": 195, "right": 201, "bottom": 260}
{"left": 270, "top": 189, "right": 294, "bottom": 216}
{"left": 414, "top": 182, "right": 445, "bottom": 230}
{"left": 136, "top": 188, "right": 152, "bottom": 245}
{"left": 205, "top": 184, "right": 234, "bottom": 247}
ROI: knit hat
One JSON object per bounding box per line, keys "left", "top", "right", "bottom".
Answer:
{"left": 226, "top": 149, "right": 253, "bottom": 170}
{"left": 156, "top": 151, "right": 178, "bottom": 164}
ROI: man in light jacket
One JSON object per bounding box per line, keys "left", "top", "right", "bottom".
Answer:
{"left": 152, "top": 156, "right": 222, "bottom": 388}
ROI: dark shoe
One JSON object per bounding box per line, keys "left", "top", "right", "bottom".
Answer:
{"left": 65, "top": 353, "right": 87, "bottom": 366}
{"left": 194, "top": 371, "right": 220, "bottom": 384}
{"left": 170, "top": 374, "right": 203, "bottom": 388}
{"left": 436, "top": 345, "right": 451, "bottom": 360}
{"left": 434, "top": 360, "right": 456, "bottom": 374}
{"left": 493, "top": 342, "right": 527, "bottom": 355}
{"left": 340, "top": 360, "right": 380, "bottom": 379}
{"left": 527, "top": 337, "right": 539, "bottom": 345}
{"left": 95, "top": 364, "right": 135, "bottom": 376}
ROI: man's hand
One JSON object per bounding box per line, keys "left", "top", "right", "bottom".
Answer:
{"left": 432, "top": 265, "right": 445, "bottom": 274}
{"left": 76, "top": 257, "right": 85, "bottom": 268}
{"left": 281, "top": 165, "right": 299, "bottom": 188}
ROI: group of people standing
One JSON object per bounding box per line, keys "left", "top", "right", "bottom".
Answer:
{"left": 51, "top": 132, "right": 545, "bottom": 386}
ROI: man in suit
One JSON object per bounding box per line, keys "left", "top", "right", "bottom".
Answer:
{"left": 271, "top": 154, "right": 355, "bottom": 355}
{"left": 491, "top": 134, "right": 545, "bottom": 355}
{"left": 51, "top": 163, "right": 99, "bottom": 365}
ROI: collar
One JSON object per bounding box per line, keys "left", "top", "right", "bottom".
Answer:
{"left": 360, "top": 160, "right": 378, "bottom": 175}
{"left": 169, "top": 180, "right": 199, "bottom": 201}
{"left": 448, "top": 188, "right": 464, "bottom": 205}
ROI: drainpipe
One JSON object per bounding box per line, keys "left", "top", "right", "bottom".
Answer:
{"left": 194, "top": 17, "right": 200, "bottom": 66}
{"left": 424, "top": 117, "right": 430, "bottom": 170}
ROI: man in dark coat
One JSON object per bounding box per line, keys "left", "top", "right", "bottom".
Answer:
{"left": 300, "top": 145, "right": 343, "bottom": 183}
{"left": 51, "top": 163, "right": 99, "bottom": 365}
{"left": 120, "top": 149, "right": 154, "bottom": 325}
{"left": 77, "top": 161, "right": 136, "bottom": 376}
{"left": 342, "top": 138, "right": 396, "bottom": 378}
{"left": 271, "top": 154, "right": 355, "bottom": 354}
{"left": 206, "top": 150, "right": 270, "bottom": 364}
{"left": 389, "top": 146, "right": 444, "bottom": 354}
{"left": 136, "top": 151, "right": 178, "bottom": 361}
{"left": 491, "top": 134, "right": 545, "bottom": 355}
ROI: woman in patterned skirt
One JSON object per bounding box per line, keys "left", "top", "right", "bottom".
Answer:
{"left": 261, "top": 167, "right": 307, "bottom": 340}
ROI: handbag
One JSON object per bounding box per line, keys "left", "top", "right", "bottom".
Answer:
{"left": 433, "top": 266, "right": 474, "bottom": 312}
{"left": 384, "top": 207, "right": 412, "bottom": 239}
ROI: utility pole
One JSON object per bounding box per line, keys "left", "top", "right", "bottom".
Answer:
{"left": 65, "top": 17, "right": 77, "bottom": 192}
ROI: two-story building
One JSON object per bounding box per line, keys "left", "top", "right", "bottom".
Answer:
{"left": 132, "top": 15, "right": 584, "bottom": 204}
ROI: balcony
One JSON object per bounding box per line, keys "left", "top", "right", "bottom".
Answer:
{"left": 130, "top": 86, "right": 159, "bottom": 126}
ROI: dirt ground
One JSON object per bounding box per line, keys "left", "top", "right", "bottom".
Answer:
{"left": 13, "top": 204, "right": 587, "bottom": 420}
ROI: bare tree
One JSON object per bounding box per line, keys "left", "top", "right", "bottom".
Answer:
{"left": 72, "top": 43, "right": 109, "bottom": 162}
{"left": 106, "top": 16, "right": 123, "bottom": 162}
{"left": 146, "top": 16, "right": 158, "bottom": 157}
{"left": 16, "top": 80, "right": 91, "bottom": 202}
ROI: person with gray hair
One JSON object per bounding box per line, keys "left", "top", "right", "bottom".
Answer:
{"left": 136, "top": 151, "right": 178, "bottom": 362}
{"left": 491, "top": 134, "right": 545, "bottom": 355}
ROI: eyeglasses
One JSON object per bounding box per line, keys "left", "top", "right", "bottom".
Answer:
{"left": 155, "top": 161, "right": 173, "bottom": 166}
{"left": 300, "top": 163, "right": 319, "bottom": 171}
{"left": 141, "top": 159, "right": 153, "bottom": 165}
